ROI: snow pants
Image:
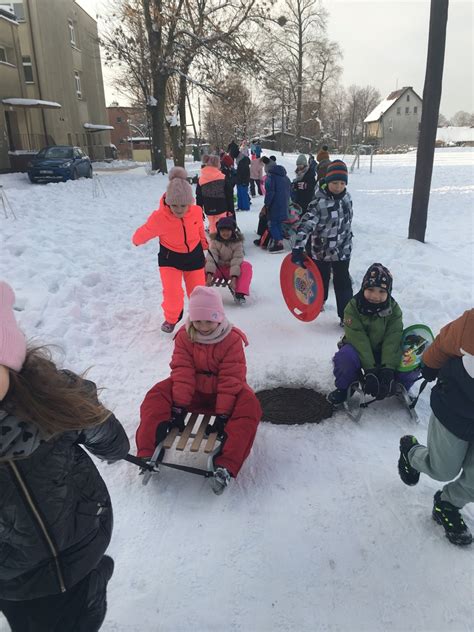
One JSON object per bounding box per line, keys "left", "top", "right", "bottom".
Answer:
{"left": 333, "top": 343, "right": 419, "bottom": 391}
{"left": 267, "top": 212, "right": 284, "bottom": 242}
{"left": 314, "top": 259, "right": 352, "bottom": 320}
{"left": 213, "top": 261, "right": 253, "bottom": 296}
{"left": 0, "top": 556, "right": 113, "bottom": 632}
{"left": 409, "top": 413, "right": 474, "bottom": 508}
{"left": 159, "top": 266, "right": 205, "bottom": 324}
{"left": 135, "top": 378, "right": 261, "bottom": 477}
{"left": 237, "top": 184, "right": 250, "bottom": 211}
{"left": 250, "top": 179, "right": 263, "bottom": 196}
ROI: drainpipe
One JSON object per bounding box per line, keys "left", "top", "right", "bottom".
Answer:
{"left": 25, "top": 0, "right": 48, "bottom": 142}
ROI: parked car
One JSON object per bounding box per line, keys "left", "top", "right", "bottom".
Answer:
{"left": 28, "top": 146, "right": 93, "bottom": 183}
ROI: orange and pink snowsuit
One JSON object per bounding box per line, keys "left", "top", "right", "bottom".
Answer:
{"left": 132, "top": 195, "right": 208, "bottom": 323}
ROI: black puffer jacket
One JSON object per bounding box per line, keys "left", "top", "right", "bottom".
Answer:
{"left": 431, "top": 357, "right": 474, "bottom": 441}
{"left": 0, "top": 377, "right": 129, "bottom": 601}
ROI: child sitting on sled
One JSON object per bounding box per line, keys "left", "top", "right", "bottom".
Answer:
{"left": 205, "top": 216, "right": 253, "bottom": 305}
{"left": 327, "top": 263, "right": 419, "bottom": 405}
{"left": 135, "top": 286, "right": 261, "bottom": 494}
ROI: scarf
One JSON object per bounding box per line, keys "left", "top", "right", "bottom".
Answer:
{"left": 294, "top": 165, "right": 309, "bottom": 182}
{"left": 185, "top": 316, "right": 233, "bottom": 345}
{"left": 0, "top": 409, "right": 47, "bottom": 461}
{"left": 355, "top": 290, "right": 393, "bottom": 317}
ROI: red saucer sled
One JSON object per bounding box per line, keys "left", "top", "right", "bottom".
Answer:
{"left": 280, "top": 253, "right": 324, "bottom": 321}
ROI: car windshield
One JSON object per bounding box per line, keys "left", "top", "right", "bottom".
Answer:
{"left": 38, "top": 147, "right": 74, "bottom": 159}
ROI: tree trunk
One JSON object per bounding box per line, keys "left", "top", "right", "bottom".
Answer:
{"left": 175, "top": 72, "right": 188, "bottom": 167}
{"left": 149, "top": 74, "right": 168, "bottom": 173}
{"left": 408, "top": 0, "right": 449, "bottom": 242}
{"left": 295, "top": 10, "right": 303, "bottom": 150}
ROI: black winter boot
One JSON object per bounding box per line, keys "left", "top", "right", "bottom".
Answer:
{"left": 432, "top": 491, "right": 472, "bottom": 546}
{"left": 398, "top": 435, "right": 420, "bottom": 486}
{"left": 327, "top": 388, "right": 348, "bottom": 406}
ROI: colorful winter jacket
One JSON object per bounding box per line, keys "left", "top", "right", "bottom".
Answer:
{"left": 205, "top": 233, "right": 245, "bottom": 278}
{"left": 170, "top": 326, "right": 249, "bottom": 415}
{"left": 132, "top": 195, "right": 208, "bottom": 270}
{"left": 0, "top": 373, "right": 129, "bottom": 600}
{"left": 264, "top": 164, "right": 291, "bottom": 221}
{"left": 196, "top": 166, "right": 234, "bottom": 216}
{"left": 342, "top": 297, "right": 403, "bottom": 370}
{"left": 422, "top": 309, "right": 474, "bottom": 440}
{"left": 294, "top": 184, "right": 353, "bottom": 261}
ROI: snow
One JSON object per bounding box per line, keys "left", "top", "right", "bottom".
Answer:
{"left": 1, "top": 148, "right": 473, "bottom": 632}
{"left": 84, "top": 123, "right": 115, "bottom": 130}
{"left": 364, "top": 96, "right": 398, "bottom": 123}
{"left": 1, "top": 98, "right": 61, "bottom": 108}
{"left": 436, "top": 126, "right": 474, "bottom": 144}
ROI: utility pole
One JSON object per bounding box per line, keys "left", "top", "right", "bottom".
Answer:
{"left": 408, "top": 0, "right": 449, "bottom": 242}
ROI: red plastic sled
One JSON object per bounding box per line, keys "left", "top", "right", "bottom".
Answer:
{"left": 280, "top": 253, "right": 324, "bottom": 321}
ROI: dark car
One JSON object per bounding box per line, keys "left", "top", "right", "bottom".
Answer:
{"left": 28, "top": 146, "right": 93, "bottom": 183}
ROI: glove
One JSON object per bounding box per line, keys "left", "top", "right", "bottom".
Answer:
{"left": 363, "top": 370, "right": 380, "bottom": 397}
{"left": 207, "top": 414, "right": 229, "bottom": 438}
{"left": 421, "top": 364, "right": 439, "bottom": 382}
{"left": 378, "top": 368, "right": 395, "bottom": 400}
{"left": 170, "top": 405, "right": 187, "bottom": 432}
{"left": 206, "top": 273, "right": 214, "bottom": 287}
{"left": 291, "top": 248, "right": 306, "bottom": 268}
{"left": 155, "top": 421, "right": 172, "bottom": 446}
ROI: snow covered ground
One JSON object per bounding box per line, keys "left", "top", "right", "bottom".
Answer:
{"left": 1, "top": 148, "right": 473, "bottom": 632}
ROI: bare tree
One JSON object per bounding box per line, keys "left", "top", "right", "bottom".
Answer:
{"left": 345, "top": 84, "right": 381, "bottom": 146}
{"left": 409, "top": 0, "right": 449, "bottom": 242}
{"left": 450, "top": 110, "right": 472, "bottom": 126}
{"left": 268, "top": 0, "right": 327, "bottom": 146}
{"left": 438, "top": 112, "right": 449, "bottom": 127}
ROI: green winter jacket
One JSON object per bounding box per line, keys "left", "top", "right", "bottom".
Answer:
{"left": 343, "top": 297, "right": 403, "bottom": 370}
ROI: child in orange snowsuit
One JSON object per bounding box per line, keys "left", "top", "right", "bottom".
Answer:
{"left": 132, "top": 167, "right": 208, "bottom": 333}
{"left": 135, "top": 286, "right": 262, "bottom": 494}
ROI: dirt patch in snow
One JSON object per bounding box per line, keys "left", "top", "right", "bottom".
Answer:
{"left": 256, "top": 387, "right": 333, "bottom": 424}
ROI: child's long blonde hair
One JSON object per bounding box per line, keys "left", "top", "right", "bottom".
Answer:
{"left": 3, "top": 346, "right": 109, "bottom": 436}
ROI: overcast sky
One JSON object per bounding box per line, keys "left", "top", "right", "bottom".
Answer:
{"left": 78, "top": 0, "right": 473, "bottom": 118}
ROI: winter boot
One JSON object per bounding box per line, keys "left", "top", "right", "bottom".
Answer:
{"left": 234, "top": 292, "right": 246, "bottom": 305}
{"left": 210, "top": 467, "right": 231, "bottom": 495}
{"left": 432, "top": 490, "right": 472, "bottom": 546}
{"left": 398, "top": 435, "right": 420, "bottom": 486}
{"left": 327, "top": 388, "right": 348, "bottom": 406}
{"left": 253, "top": 238, "right": 262, "bottom": 246}
{"left": 269, "top": 241, "right": 284, "bottom": 254}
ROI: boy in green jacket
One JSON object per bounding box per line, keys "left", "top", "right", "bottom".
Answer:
{"left": 327, "top": 263, "right": 419, "bottom": 405}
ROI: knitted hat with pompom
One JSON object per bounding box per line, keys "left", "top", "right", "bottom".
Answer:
{"left": 166, "top": 166, "right": 194, "bottom": 206}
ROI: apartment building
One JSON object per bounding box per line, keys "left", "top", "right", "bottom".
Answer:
{"left": 0, "top": 0, "right": 112, "bottom": 171}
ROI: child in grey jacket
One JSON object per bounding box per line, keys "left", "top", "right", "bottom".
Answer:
{"left": 205, "top": 217, "right": 253, "bottom": 305}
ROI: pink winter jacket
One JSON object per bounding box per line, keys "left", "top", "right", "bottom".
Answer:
{"left": 170, "top": 326, "right": 249, "bottom": 415}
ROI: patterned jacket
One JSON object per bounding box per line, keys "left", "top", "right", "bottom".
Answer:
{"left": 293, "top": 185, "right": 353, "bottom": 261}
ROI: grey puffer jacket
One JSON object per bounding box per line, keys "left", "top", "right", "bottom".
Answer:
{"left": 0, "top": 374, "right": 129, "bottom": 600}
{"left": 294, "top": 184, "right": 353, "bottom": 261}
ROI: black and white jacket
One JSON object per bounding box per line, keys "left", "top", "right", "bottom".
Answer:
{"left": 293, "top": 185, "right": 353, "bottom": 261}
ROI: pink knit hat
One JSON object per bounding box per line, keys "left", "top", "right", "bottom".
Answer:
{"left": 166, "top": 166, "right": 194, "bottom": 206}
{"left": 188, "top": 286, "right": 225, "bottom": 323}
{"left": 0, "top": 281, "right": 27, "bottom": 371}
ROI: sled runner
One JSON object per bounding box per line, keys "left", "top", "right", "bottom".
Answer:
{"left": 341, "top": 379, "right": 427, "bottom": 423}
{"left": 280, "top": 253, "right": 324, "bottom": 322}
{"left": 125, "top": 413, "right": 222, "bottom": 486}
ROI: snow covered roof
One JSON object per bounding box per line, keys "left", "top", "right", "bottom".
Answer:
{"left": 0, "top": 8, "right": 18, "bottom": 25}
{"left": 260, "top": 131, "right": 313, "bottom": 141}
{"left": 2, "top": 98, "right": 61, "bottom": 108}
{"left": 436, "top": 126, "right": 474, "bottom": 143}
{"left": 84, "top": 123, "right": 114, "bottom": 131}
{"left": 127, "top": 136, "right": 150, "bottom": 142}
{"left": 364, "top": 87, "right": 421, "bottom": 123}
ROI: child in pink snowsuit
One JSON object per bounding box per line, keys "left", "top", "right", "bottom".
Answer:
{"left": 205, "top": 216, "right": 253, "bottom": 305}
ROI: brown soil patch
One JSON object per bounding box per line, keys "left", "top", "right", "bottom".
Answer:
{"left": 256, "top": 387, "right": 333, "bottom": 425}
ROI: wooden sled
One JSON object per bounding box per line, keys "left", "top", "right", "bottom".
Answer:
{"left": 212, "top": 277, "right": 232, "bottom": 288}
{"left": 125, "top": 413, "right": 222, "bottom": 486}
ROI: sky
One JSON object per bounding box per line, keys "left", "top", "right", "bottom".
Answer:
{"left": 77, "top": 0, "right": 474, "bottom": 119}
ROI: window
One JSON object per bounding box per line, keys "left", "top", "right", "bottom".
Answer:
{"left": 414, "top": 106, "right": 418, "bottom": 114}
{"left": 75, "top": 133, "right": 80, "bottom": 146}
{"left": 116, "top": 116, "right": 122, "bottom": 123}
{"left": 0, "top": 47, "right": 6, "bottom": 63}
{"left": 22, "top": 55, "right": 33, "bottom": 82}
{"left": 405, "top": 107, "right": 409, "bottom": 114}
{"left": 74, "top": 70, "right": 82, "bottom": 98}
{"left": 68, "top": 19, "right": 76, "bottom": 46}
{"left": 407, "top": 94, "right": 410, "bottom": 101}
{"left": 67, "top": 133, "right": 73, "bottom": 145}
{"left": 0, "top": 2, "right": 24, "bottom": 20}
{"left": 396, "top": 107, "right": 401, "bottom": 115}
